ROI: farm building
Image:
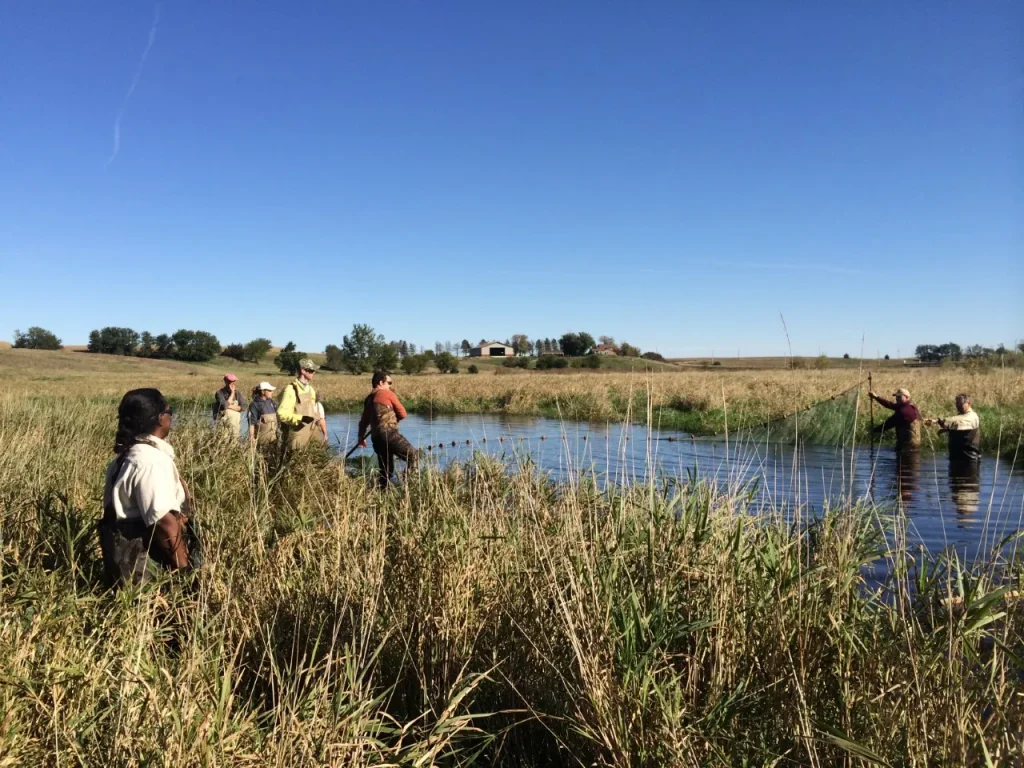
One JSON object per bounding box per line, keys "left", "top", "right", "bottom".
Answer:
{"left": 595, "top": 344, "right": 618, "bottom": 356}
{"left": 470, "top": 341, "right": 515, "bottom": 357}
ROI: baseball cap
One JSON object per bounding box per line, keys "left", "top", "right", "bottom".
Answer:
{"left": 299, "top": 357, "right": 320, "bottom": 372}
{"left": 258, "top": 381, "right": 276, "bottom": 391}
{"left": 224, "top": 373, "right": 238, "bottom": 382}
{"left": 893, "top": 388, "right": 910, "bottom": 399}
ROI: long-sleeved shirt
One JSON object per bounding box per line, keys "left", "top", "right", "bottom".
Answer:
{"left": 938, "top": 409, "right": 979, "bottom": 431}
{"left": 212, "top": 386, "right": 247, "bottom": 420}
{"left": 358, "top": 389, "right": 407, "bottom": 437}
{"left": 874, "top": 395, "right": 921, "bottom": 449}
{"left": 276, "top": 379, "right": 316, "bottom": 426}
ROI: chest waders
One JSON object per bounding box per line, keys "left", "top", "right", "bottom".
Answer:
{"left": 285, "top": 383, "right": 318, "bottom": 450}
{"left": 255, "top": 411, "right": 280, "bottom": 445}
{"left": 219, "top": 390, "right": 242, "bottom": 436}
{"left": 948, "top": 427, "right": 981, "bottom": 462}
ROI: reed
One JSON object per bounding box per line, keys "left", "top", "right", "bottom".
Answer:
{"left": 1, "top": 391, "right": 1022, "bottom": 765}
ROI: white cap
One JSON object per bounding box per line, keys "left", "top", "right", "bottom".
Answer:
{"left": 258, "top": 381, "right": 276, "bottom": 391}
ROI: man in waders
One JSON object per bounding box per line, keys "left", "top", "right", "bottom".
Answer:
{"left": 212, "top": 373, "right": 247, "bottom": 440}
{"left": 357, "top": 370, "right": 417, "bottom": 489}
{"left": 277, "top": 358, "right": 321, "bottom": 453}
{"left": 868, "top": 387, "right": 921, "bottom": 451}
{"left": 926, "top": 393, "right": 981, "bottom": 462}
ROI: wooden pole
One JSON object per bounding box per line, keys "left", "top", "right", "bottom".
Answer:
{"left": 868, "top": 372, "right": 874, "bottom": 433}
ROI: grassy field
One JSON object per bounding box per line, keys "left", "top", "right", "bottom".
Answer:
{"left": 1, "top": 389, "right": 1022, "bottom": 765}
{"left": 3, "top": 348, "right": 1022, "bottom": 456}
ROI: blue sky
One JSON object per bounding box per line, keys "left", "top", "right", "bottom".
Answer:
{"left": 1, "top": 2, "right": 1021, "bottom": 357}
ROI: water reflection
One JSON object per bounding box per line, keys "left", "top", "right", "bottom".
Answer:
{"left": 320, "top": 411, "right": 1024, "bottom": 562}
{"left": 894, "top": 449, "right": 920, "bottom": 507}
{"left": 948, "top": 458, "right": 981, "bottom": 516}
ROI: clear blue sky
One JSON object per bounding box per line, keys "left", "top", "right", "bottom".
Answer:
{"left": 2, "top": 2, "right": 1021, "bottom": 357}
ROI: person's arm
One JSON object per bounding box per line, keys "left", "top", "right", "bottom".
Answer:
{"left": 152, "top": 513, "right": 189, "bottom": 569}
{"left": 213, "top": 390, "right": 226, "bottom": 418}
{"left": 389, "top": 391, "right": 408, "bottom": 420}
{"left": 870, "top": 393, "right": 897, "bottom": 410}
{"left": 938, "top": 412, "right": 978, "bottom": 431}
{"left": 277, "top": 385, "right": 301, "bottom": 426}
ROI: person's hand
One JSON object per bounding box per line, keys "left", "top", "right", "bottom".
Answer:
{"left": 359, "top": 440, "right": 367, "bottom": 448}
{"left": 868, "top": 390, "right": 877, "bottom": 399}
{"left": 924, "top": 418, "right": 937, "bottom": 426}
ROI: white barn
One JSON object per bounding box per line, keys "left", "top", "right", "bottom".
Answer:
{"left": 470, "top": 341, "right": 515, "bottom": 357}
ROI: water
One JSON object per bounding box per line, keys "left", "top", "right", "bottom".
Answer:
{"left": 322, "top": 412, "right": 1024, "bottom": 563}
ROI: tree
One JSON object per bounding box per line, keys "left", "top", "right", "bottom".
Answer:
{"left": 138, "top": 332, "right": 155, "bottom": 357}
{"left": 171, "top": 329, "right": 221, "bottom": 362}
{"left": 87, "top": 327, "right": 139, "bottom": 356}
{"left": 618, "top": 342, "right": 641, "bottom": 358}
{"left": 401, "top": 354, "right": 428, "bottom": 375}
{"left": 222, "top": 343, "right": 246, "bottom": 361}
{"left": 915, "top": 343, "right": 962, "bottom": 364}
{"left": 511, "top": 334, "right": 531, "bottom": 357}
{"left": 435, "top": 342, "right": 444, "bottom": 355}
{"left": 559, "top": 332, "right": 596, "bottom": 357}
{"left": 409, "top": 343, "right": 418, "bottom": 356}
{"left": 641, "top": 352, "right": 665, "bottom": 362}
{"left": 884, "top": 354, "right": 890, "bottom": 360}
{"left": 536, "top": 355, "right": 568, "bottom": 370}
{"left": 467, "top": 364, "right": 479, "bottom": 374}
{"left": 581, "top": 353, "right": 601, "bottom": 369}
{"left": 534, "top": 339, "right": 544, "bottom": 356}
{"left": 434, "top": 351, "right": 458, "bottom": 373}
{"left": 397, "top": 340, "right": 409, "bottom": 358}
{"left": 340, "top": 324, "right": 384, "bottom": 374}
{"left": 324, "top": 344, "right": 344, "bottom": 371}
{"left": 814, "top": 354, "right": 831, "bottom": 370}
{"left": 371, "top": 342, "right": 399, "bottom": 373}
{"left": 275, "top": 342, "right": 303, "bottom": 376}
{"left": 12, "top": 327, "right": 62, "bottom": 350}
{"left": 243, "top": 338, "right": 272, "bottom": 363}
{"left": 598, "top": 335, "right": 616, "bottom": 348}
{"left": 154, "top": 334, "right": 175, "bottom": 359}
{"left": 461, "top": 340, "right": 471, "bottom": 357}
{"left": 842, "top": 353, "right": 850, "bottom": 359}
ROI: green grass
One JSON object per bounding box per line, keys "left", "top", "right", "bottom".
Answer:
{"left": 1, "top": 394, "right": 1023, "bottom": 764}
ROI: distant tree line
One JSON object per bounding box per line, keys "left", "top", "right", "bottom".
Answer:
{"left": 915, "top": 341, "right": 1023, "bottom": 365}
{"left": 87, "top": 327, "right": 223, "bottom": 362}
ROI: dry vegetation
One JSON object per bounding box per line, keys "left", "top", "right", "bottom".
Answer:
{"left": 1, "top": 389, "right": 1022, "bottom": 765}
{"left": 3, "top": 348, "right": 1022, "bottom": 454}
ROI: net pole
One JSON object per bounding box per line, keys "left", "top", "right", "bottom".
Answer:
{"left": 868, "top": 371, "right": 874, "bottom": 433}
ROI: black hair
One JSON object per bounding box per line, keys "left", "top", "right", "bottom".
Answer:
{"left": 114, "top": 388, "right": 168, "bottom": 455}
{"left": 251, "top": 384, "right": 263, "bottom": 401}
{"left": 955, "top": 393, "right": 971, "bottom": 405}
{"left": 372, "top": 370, "right": 391, "bottom": 388}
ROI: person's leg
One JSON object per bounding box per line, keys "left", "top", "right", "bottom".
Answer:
{"left": 389, "top": 433, "right": 418, "bottom": 477}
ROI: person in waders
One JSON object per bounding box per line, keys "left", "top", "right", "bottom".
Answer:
{"left": 926, "top": 394, "right": 982, "bottom": 515}
{"left": 247, "top": 381, "right": 280, "bottom": 448}
{"left": 868, "top": 387, "right": 922, "bottom": 451}
{"left": 357, "top": 370, "right": 417, "bottom": 489}
{"left": 212, "top": 373, "right": 247, "bottom": 440}
{"left": 277, "top": 358, "right": 320, "bottom": 453}
{"left": 99, "top": 388, "right": 195, "bottom": 586}
{"left": 926, "top": 393, "right": 982, "bottom": 462}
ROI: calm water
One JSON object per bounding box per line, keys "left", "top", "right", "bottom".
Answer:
{"left": 321, "top": 412, "right": 1024, "bottom": 563}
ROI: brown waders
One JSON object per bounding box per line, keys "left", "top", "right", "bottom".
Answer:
{"left": 254, "top": 412, "right": 280, "bottom": 446}
{"left": 372, "top": 430, "right": 417, "bottom": 489}
{"left": 219, "top": 391, "right": 242, "bottom": 438}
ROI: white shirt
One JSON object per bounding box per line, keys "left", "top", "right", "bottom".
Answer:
{"left": 940, "top": 410, "right": 980, "bottom": 431}
{"left": 103, "top": 436, "right": 186, "bottom": 526}
{"left": 315, "top": 401, "right": 325, "bottom": 420}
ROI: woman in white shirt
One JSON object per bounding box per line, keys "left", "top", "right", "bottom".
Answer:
{"left": 99, "top": 388, "right": 193, "bottom": 585}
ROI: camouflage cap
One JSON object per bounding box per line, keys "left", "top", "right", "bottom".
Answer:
{"left": 299, "top": 357, "right": 320, "bottom": 372}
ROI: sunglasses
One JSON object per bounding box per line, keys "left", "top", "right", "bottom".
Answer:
{"left": 161, "top": 406, "right": 174, "bottom": 416}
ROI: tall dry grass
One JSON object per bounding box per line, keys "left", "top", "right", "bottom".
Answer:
{"left": 1, "top": 391, "right": 1022, "bottom": 765}
{"left": 3, "top": 348, "right": 1022, "bottom": 454}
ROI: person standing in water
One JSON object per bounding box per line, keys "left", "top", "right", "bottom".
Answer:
{"left": 357, "top": 370, "right": 417, "bottom": 489}
{"left": 868, "top": 387, "right": 922, "bottom": 451}
{"left": 926, "top": 393, "right": 981, "bottom": 462}
{"left": 100, "top": 388, "right": 194, "bottom": 585}
{"left": 247, "top": 381, "right": 279, "bottom": 448}
{"left": 212, "top": 373, "right": 247, "bottom": 440}
{"left": 277, "top": 358, "right": 321, "bottom": 452}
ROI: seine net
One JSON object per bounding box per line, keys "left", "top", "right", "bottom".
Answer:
{"left": 694, "top": 378, "right": 867, "bottom": 447}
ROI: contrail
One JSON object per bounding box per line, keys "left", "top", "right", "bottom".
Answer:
{"left": 108, "top": 4, "right": 161, "bottom": 165}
